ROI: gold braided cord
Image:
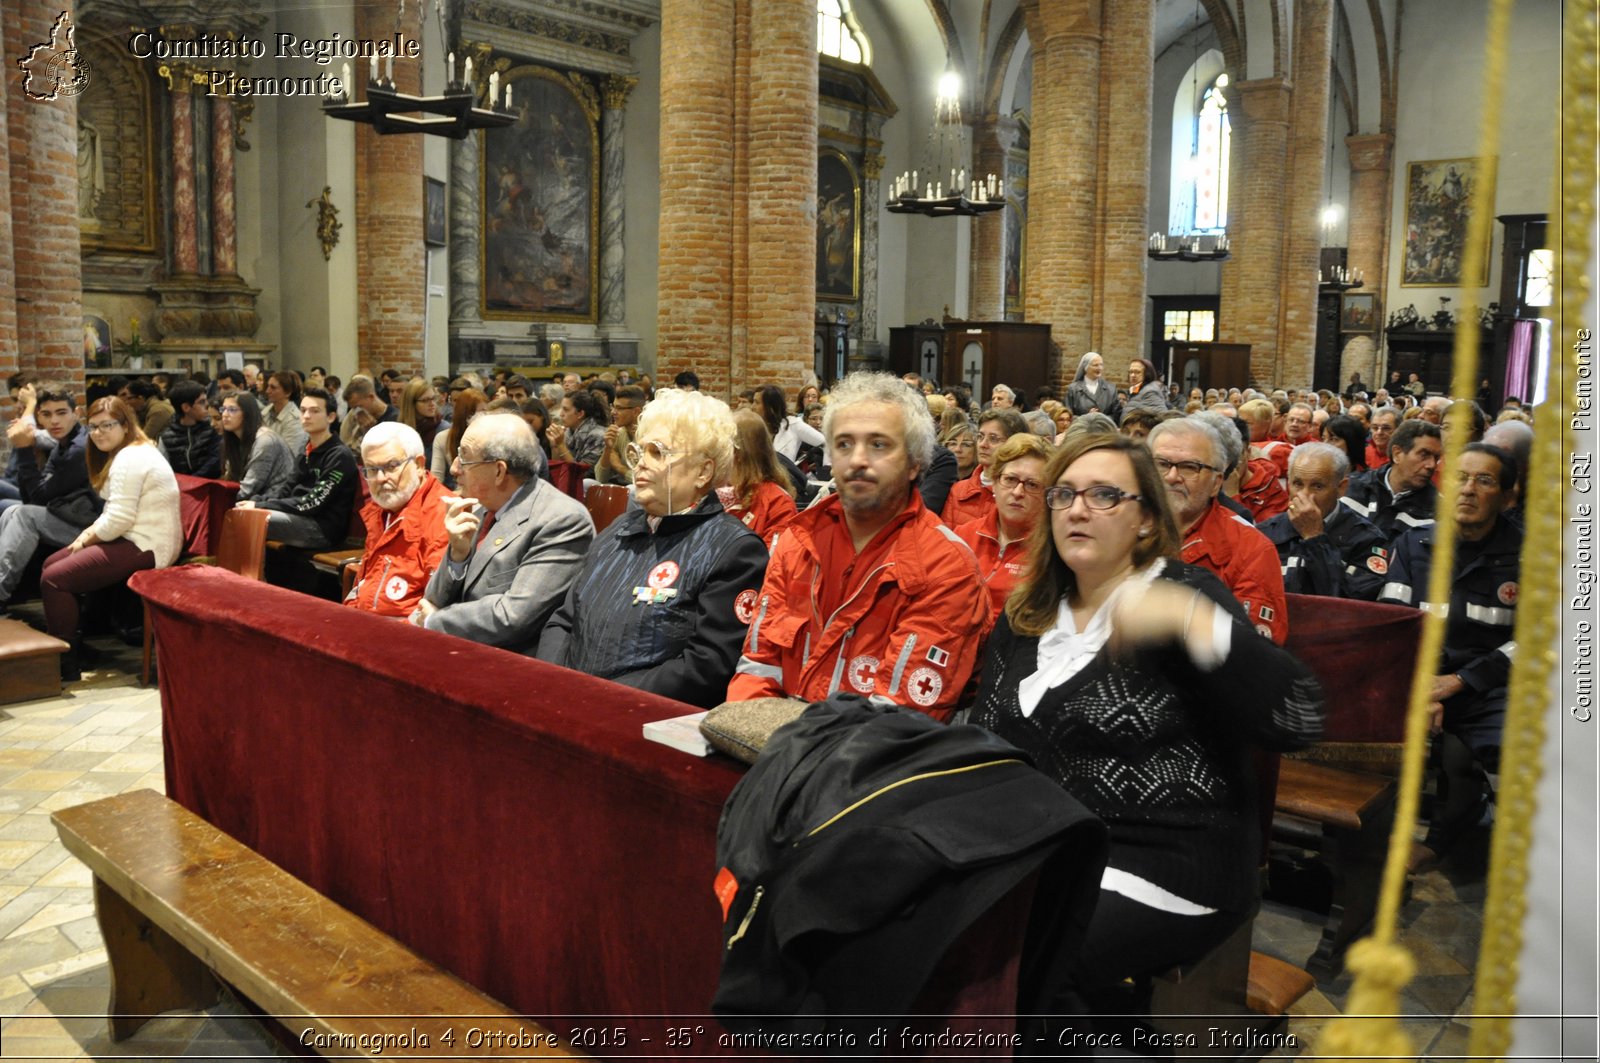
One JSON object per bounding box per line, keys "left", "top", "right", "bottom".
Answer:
{"left": 1315, "top": 0, "right": 1516, "bottom": 1058}
{"left": 1470, "top": 1, "right": 1597, "bottom": 1058}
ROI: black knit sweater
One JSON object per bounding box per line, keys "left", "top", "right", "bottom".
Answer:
{"left": 969, "top": 561, "right": 1323, "bottom": 913}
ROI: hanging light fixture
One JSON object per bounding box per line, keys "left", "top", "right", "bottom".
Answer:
{"left": 1149, "top": 1, "right": 1229, "bottom": 262}
{"left": 886, "top": 69, "right": 1004, "bottom": 218}
{"left": 322, "top": 0, "right": 513, "bottom": 139}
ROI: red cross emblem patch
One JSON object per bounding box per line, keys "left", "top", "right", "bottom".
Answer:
{"left": 1498, "top": 582, "right": 1518, "bottom": 605}
{"left": 849, "top": 656, "right": 879, "bottom": 694}
{"left": 648, "top": 560, "right": 680, "bottom": 589}
{"left": 908, "top": 667, "right": 942, "bottom": 707}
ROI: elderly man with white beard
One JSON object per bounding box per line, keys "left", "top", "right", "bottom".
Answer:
{"left": 343, "top": 421, "right": 452, "bottom": 618}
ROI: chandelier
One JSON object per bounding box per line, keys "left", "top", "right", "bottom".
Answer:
{"left": 886, "top": 71, "right": 1004, "bottom": 218}
{"left": 1147, "top": 232, "right": 1230, "bottom": 262}
{"left": 322, "top": 0, "right": 513, "bottom": 139}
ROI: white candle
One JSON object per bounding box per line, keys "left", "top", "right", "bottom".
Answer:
{"left": 448, "top": 52, "right": 455, "bottom": 84}
{"left": 464, "top": 56, "right": 473, "bottom": 85}
{"left": 997, "top": 179, "right": 1004, "bottom": 198}
{"left": 489, "top": 71, "right": 499, "bottom": 107}
{"left": 370, "top": 55, "right": 379, "bottom": 83}
{"left": 506, "top": 84, "right": 513, "bottom": 110}
{"left": 341, "top": 62, "right": 351, "bottom": 97}
{"left": 385, "top": 55, "right": 394, "bottom": 84}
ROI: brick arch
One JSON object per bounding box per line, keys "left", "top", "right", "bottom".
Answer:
{"left": 982, "top": 7, "right": 1027, "bottom": 117}
{"left": 919, "top": 0, "right": 967, "bottom": 100}
{"left": 1197, "top": 0, "right": 1246, "bottom": 82}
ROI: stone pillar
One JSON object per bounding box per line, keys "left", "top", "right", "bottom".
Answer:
{"left": 657, "top": 0, "right": 736, "bottom": 392}
{"left": 170, "top": 86, "right": 200, "bottom": 276}
{"left": 1095, "top": 0, "right": 1154, "bottom": 376}
{"left": 1342, "top": 132, "right": 1394, "bottom": 383}
{"left": 448, "top": 130, "right": 483, "bottom": 328}
{"left": 211, "top": 96, "right": 237, "bottom": 277}
{"left": 598, "top": 75, "right": 636, "bottom": 329}
{"left": 7, "top": 0, "right": 83, "bottom": 384}
{"left": 969, "top": 116, "right": 1018, "bottom": 321}
{"left": 1219, "top": 77, "right": 1291, "bottom": 385}
{"left": 742, "top": 0, "right": 816, "bottom": 388}
{"left": 1022, "top": 0, "right": 1102, "bottom": 387}
{"left": 354, "top": 0, "right": 426, "bottom": 377}
{"left": 860, "top": 146, "right": 884, "bottom": 356}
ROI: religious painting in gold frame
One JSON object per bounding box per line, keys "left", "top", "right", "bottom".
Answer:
{"left": 1401, "top": 156, "right": 1496, "bottom": 287}
{"left": 480, "top": 65, "right": 599, "bottom": 323}
{"left": 816, "top": 148, "right": 860, "bottom": 301}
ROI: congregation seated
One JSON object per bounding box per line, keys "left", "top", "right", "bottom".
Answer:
{"left": 539, "top": 390, "right": 767, "bottom": 706}
{"left": 1149, "top": 416, "right": 1289, "bottom": 643}
{"left": 123, "top": 379, "right": 173, "bottom": 441}
{"left": 339, "top": 375, "right": 397, "bottom": 452}
{"left": 344, "top": 422, "right": 450, "bottom": 618}
{"left": 157, "top": 381, "right": 221, "bottom": 479}
{"left": 42, "top": 398, "right": 180, "bottom": 680}
{"left": 414, "top": 410, "right": 592, "bottom": 654}
{"left": 1340, "top": 418, "right": 1442, "bottom": 543}
{"left": 594, "top": 384, "right": 645, "bottom": 486}
{"left": 0, "top": 386, "right": 97, "bottom": 613}
{"left": 1379, "top": 442, "right": 1521, "bottom": 872}
{"left": 941, "top": 405, "right": 1028, "bottom": 527}
{"left": 236, "top": 388, "right": 357, "bottom": 550}
{"left": 728, "top": 372, "right": 989, "bottom": 722}
{"left": 218, "top": 393, "right": 295, "bottom": 502}
{"left": 968, "top": 433, "right": 1322, "bottom": 1012}
{"left": 1259, "top": 442, "right": 1388, "bottom": 601}
{"left": 954, "top": 432, "right": 1051, "bottom": 621}
{"left": 547, "top": 387, "right": 608, "bottom": 467}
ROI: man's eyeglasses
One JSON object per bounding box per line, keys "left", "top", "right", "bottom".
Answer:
{"left": 1154, "top": 458, "right": 1218, "bottom": 480}
{"left": 997, "top": 473, "right": 1045, "bottom": 496}
{"left": 1044, "top": 484, "right": 1142, "bottom": 511}
{"left": 361, "top": 458, "right": 413, "bottom": 480}
{"left": 1456, "top": 471, "right": 1501, "bottom": 490}
{"left": 625, "top": 441, "right": 677, "bottom": 469}
{"left": 452, "top": 455, "right": 500, "bottom": 472}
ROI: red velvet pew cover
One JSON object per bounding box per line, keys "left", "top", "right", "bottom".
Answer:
{"left": 175, "top": 475, "right": 240, "bottom": 555}
{"left": 132, "top": 566, "right": 1026, "bottom": 1052}
{"left": 1283, "top": 593, "right": 1424, "bottom": 746}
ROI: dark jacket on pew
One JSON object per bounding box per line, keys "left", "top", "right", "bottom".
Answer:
{"left": 257, "top": 435, "right": 358, "bottom": 549}
{"left": 159, "top": 420, "right": 223, "bottom": 479}
{"left": 13, "top": 422, "right": 90, "bottom": 506}
{"left": 1260, "top": 504, "right": 1389, "bottom": 601}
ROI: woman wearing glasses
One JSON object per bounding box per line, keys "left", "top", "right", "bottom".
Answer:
{"left": 219, "top": 393, "right": 295, "bottom": 502}
{"left": 41, "top": 398, "right": 180, "bottom": 680}
{"left": 953, "top": 433, "right": 1051, "bottom": 619}
{"left": 399, "top": 379, "right": 444, "bottom": 459}
{"left": 968, "top": 434, "right": 1321, "bottom": 1012}
{"left": 537, "top": 389, "right": 769, "bottom": 707}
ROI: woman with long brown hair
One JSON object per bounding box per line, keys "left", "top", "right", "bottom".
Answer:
{"left": 430, "top": 387, "right": 488, "bottom": 490}
{"left": 42, "top": 397, "right": 180, "bottom": 680}
{"left": 399, "top": 378, "right": 445, "bottom": 459}
{"left": 720, "top": 409, "right": 798, "bottom": 549}
{"left": 968, "top": 433, "right": 1321, "bottom": 1012}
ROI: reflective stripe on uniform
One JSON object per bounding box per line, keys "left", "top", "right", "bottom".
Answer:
{"left": 888, "top": 633, "right": 918, "bottom": 696}
{"left": 735, "top": 656, "right": 783, "bottom": 680}
{"left": 1464, "top": 602, "right": 1515, "bottom": 626}
{"left": 1380, "top": 581, "right": 1413, "bottom": 603}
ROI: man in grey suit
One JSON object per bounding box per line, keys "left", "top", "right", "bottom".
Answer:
{"left": 412, "top": 411, "right": 594, "bottom": 654}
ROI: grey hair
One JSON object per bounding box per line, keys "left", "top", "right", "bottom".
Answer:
{"left": 360, "top": 420, "right": 424, "bottom": 460}
{"left": 992, "top": 383, "right": 1016, "bottom": 401}
{"left": 538, "top": 383, "right": 564, "bottom": 406}
{"left": 634, "top": 388, "right": 737, "bottom": 485}
{"left": 1073, "top": 351, "right": 1100, "bottom": 382}
{"left": 1065, "top": 412, "right": 1119, "bottom": 437}
{"left": 821, "top": 371, "right": 936, "bottom": 472}
{"left": 1290, "top": 440, "right": 1351, "bottom": 482}
{"left": 1191, "top": 412, "right": 1243, "bottom": 474}
{"left": 1147, "top": 416, "right": 1226, "bottom": 471}
{"left": 468, "top": 409, "right": 541, "bottom": 481}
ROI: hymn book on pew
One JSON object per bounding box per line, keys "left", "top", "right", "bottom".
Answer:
{"left": 642, "top": 711, "right": 711, "bottom": 756}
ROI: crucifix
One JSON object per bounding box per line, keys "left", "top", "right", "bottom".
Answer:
{"left": 961, "top": 341, "right": 984, "bottom": 394}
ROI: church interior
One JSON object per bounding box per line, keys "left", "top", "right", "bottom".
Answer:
{"left": 0, "top": 0, "right": 1592, "bottom": 1059}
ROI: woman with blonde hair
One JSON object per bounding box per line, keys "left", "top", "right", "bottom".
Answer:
{"left": 942, "top": 422, "right": 978, "bottom": 479}
{"left": 399, "top": 378, "right": 445, "bottom": 459}
{"left": 42, "top": 397, "right": 180, "bottom": 680}
{"left": 538, "top": 389, "right": 769, "bottom": 707}
{"left": 953, "top": 432, "right": 1052, "bottom": 619}
{"left": 722, "top": 409, "right": 798, "bottom": 549}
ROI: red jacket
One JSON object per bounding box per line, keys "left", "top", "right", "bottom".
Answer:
{"left": 954, "top": 510, "right": 1031, "bottom": 621}
{"left": 1257, "top": 439, "right": 1293, "bottom": 481}
{"left": 940, "top": 467, "right": 996, "bottom": 529}
{"left": 1235, "top": 457, "right": 1288, "bottom": 523}
{"left": 720, "top": 480, "right": 798, "bottom": 551}
{"left": 345, "top": 473, "right": 451, "bottom": 618}
{"left": 727, "top": 492, "right": 990, "bottom": 721}
{"left": 1364, "top": 440, "right": 1386, "bottom": 471}
{"left": 1180, "top": 499, "right": 1289, "bottom": 644}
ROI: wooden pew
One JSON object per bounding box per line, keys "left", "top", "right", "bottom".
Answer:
{"left": 52, "top": 789, "right": 585, "bottom": 1059}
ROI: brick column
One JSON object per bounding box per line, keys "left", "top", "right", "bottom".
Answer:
{"left": 1278, "top": 0, "right": 1334, "bottom": 386}
{"left": 969, "top": 116, "right": 1017, "bottom": 320}
{"left": 1093, "top": 0, "right": 1154, "bottom": 375}
{"left": 1341, "top": 132, "right": 1394, "bottom": 383}
{"left": 1022, "top": 0, "right": 1102, "bottom": 388}
{"left": 657, "top": 0, "right": 736, "bottom": 392}
{"left": 0, "top": 5, "right": 19, "bottom": 381}
{"left": 7, "top": 1, "right": 83, "bottom": 386}
{"left": 1219, "top": 77, "right": 1291, "bottom": 385}
{"left": 742, "top": 0, "right": 816, "bottom": 389}
{"left": 354, "top": 0, "right": 425, "bottom": 377}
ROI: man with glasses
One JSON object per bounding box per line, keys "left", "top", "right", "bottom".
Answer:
{"left": 415, "top": 411, "right": 592, "bottom": 654}
{"left": 595, "top": 385, "right": 646, "bottom": 486}
{"left": 1148, "top": 417, "right": 1288, "bottom": 643}
{"left": 1380, "top": 443, "right": 1521, "bottom": 872}
{"left": 940, "top": 407, "right": 1029, "bottom": 528}
{"left": 343, "top": 422, "right": 451, "bottom": 617}
{"left": 238, "top": 388, "right": 357, "bottom": 550}
{"left": 728, "top": 372, "right": 988, "bottom": 721}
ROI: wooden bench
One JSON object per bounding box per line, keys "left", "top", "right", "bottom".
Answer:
{"left": 52, "top": 789, "right": 586, "bottom": 1058}
{"left": 1271, "top": 758, "right": 1398, "bottom": 976}
{"left": 0, "top": 618, "right": 69, "bottom": 704}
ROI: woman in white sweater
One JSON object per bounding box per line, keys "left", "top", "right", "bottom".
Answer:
{"left": 41, "top": 397, "right": 181, "bottom": 680}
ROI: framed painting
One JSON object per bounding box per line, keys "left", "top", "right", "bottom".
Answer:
{"left": 816, "top": 148, "right": 860, "bottom": 301}
{"left": 1401, "top": 156, "right": 1495, "bottom": 287}
{"left": 1004, "top": 197, "right": 1026, "bottom": 316}
{"left": 423, "top": 177, "right": 447, "bottom": 247}
{"left": 82, "top": 314, "right": 112, "bottom": 367}
{"left": 481, "top": 66, "right": 599, "bottom": 322}
{"left": 1340, "top": 292, "right": 1378, "bottom": 333}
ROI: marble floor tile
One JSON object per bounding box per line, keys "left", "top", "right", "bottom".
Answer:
{"left": 0, "top": 927, "right": 81, "bottom": 977}
{"left": 0, "top": 813, "right": 63, "bottom": 842}
{"left": 0, "top": 888, "right": 57, "bottom": 938}
{"left": 37, "top": 859, "right": 92, "bottom": 890}
{"left": 19, "top": 945, "right": 108, "bottom": 988}
{"left": 61, "top": 733, "right": 139, "bottom": 754}
{"left": 36, "top": 751, "right": 116, "bottom": 773}
{"left": 12, "top": 902, "right": 96, "bottom": 937}
{"left": 0, "top": 748, "right": 54, "bottom": 768}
